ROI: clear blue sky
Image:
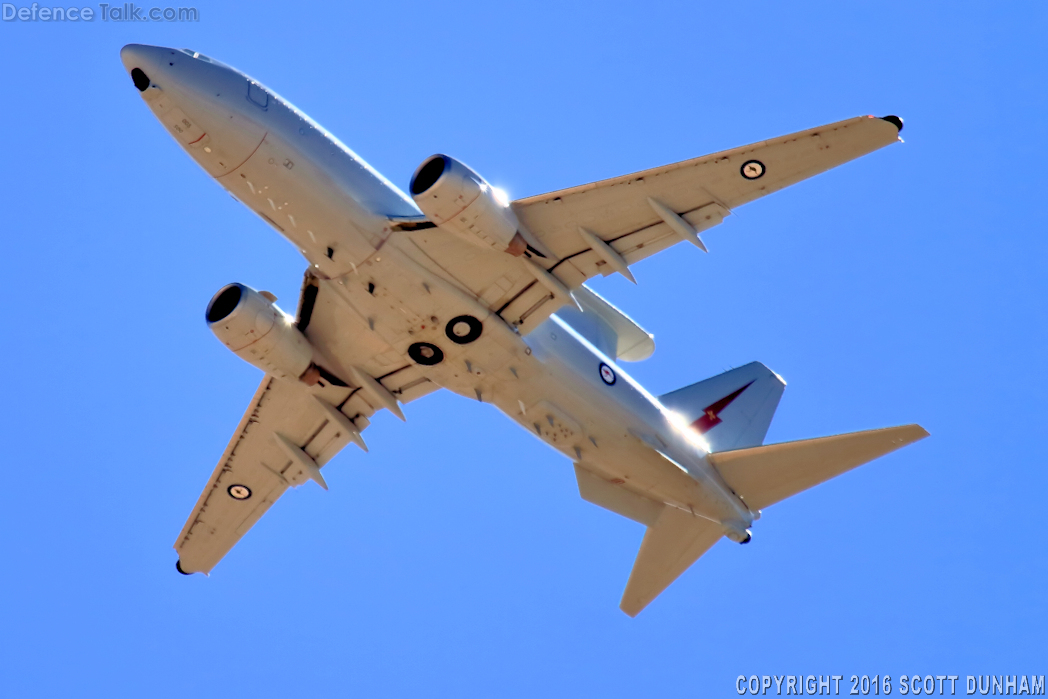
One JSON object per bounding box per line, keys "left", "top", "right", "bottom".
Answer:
{"left": 1, "top": 2, "right": 1045, "bottom": 696}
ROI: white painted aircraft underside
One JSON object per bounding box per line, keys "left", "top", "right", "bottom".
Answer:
{"left": 121, "top": 44, "right": 927, "bottom": 616}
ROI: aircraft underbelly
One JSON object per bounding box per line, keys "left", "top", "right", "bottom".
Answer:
{"left": 142, "top": 87, "right": 267, "bottom": 180}
{"left": 213, "top": 132, "right": 389, "bottom": 276}
{"left": 199, "top": 135, "right": 745, "bottom": 525}
{"left": 307, "top": 237, "right": 742, "bottom": 523}
{"left": 510, "top": 343, "right": 740, "bottom": 523}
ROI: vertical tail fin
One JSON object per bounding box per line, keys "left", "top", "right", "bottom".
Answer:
{"left": 659, "top": 362, "right": 786, "bottom": 452}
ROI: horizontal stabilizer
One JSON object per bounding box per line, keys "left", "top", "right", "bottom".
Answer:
{"left": 708, "top": 424, "right": 929, "bottom": 511}
{"left": 620, "top": 507, "right": 723, "bottom": 617}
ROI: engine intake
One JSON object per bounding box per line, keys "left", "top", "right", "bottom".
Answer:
{"left": 409, "top": 154, "right": 536, "bottom": 256}
{"left": 206, "top": 283, "right": 317, "bottom": 383}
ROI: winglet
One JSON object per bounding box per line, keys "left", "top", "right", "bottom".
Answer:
{"left": 879, "top": 115, "right": 904, "bottom": 132}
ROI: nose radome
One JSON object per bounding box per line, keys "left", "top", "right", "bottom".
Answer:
{"left": 120, "top": 44, "right": 171, "bottom": 90}
{"left": 121, "top": 43, "right": 153, "bottom": 71}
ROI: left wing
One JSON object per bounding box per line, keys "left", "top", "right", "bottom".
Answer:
{"left": 174, "top": 376, "right": 359, "bottom": 574}
{"left": 174, "top": 272, "right": 438, "bottom": 574}
{"left": 402, "top": 115, "right": 902, "bottom": 335}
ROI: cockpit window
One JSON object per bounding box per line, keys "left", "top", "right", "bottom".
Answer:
{"left": 247, "top": 81, "right": 269, "bottom": 109}
{"left": 179, "top": 48, "right": 212, "bottom": 62}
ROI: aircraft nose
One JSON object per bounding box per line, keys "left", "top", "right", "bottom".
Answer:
{"left": 120, "top": 43, "right": 166, "bottom": 91}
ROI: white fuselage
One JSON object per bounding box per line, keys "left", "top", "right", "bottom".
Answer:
{"left": 122, "top": 45, "right": 754, "bottom": 534}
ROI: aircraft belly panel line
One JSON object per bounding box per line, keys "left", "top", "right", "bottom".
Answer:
{"left": 214, "top": 131, "right": 268, "bottom": 179}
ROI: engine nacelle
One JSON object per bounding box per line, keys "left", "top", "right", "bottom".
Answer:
{"left": 206, "top": 283, "right": 316, "bottom": 383}
{"left": 409, "top": 154, "right": 530, "bottom": 256}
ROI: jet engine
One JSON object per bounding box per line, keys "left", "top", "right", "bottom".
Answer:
{"left": 206, "top": 283, "right": 318, "bottom": 383}
{"left": 409, "top": 154, "right": 545, "bottom": 257}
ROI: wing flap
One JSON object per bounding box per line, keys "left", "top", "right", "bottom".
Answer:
{"left": 296, "top": 271, "right": 438, "bottom": 413}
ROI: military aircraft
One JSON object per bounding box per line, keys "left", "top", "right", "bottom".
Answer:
{"left": 120, "top": 44, "right": 927, "bottom": 616}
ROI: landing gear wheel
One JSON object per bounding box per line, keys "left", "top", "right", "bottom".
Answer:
{"left": 175, "top": 559, "right": 191, "bottom": 575}
{"left": 445, "top": 315, "right": 483, "bottom": 345}
{"left": 408, "top": 342, "right": 444, "bottom": 366}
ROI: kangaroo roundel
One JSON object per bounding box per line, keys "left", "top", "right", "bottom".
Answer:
{"left": 227, "top": 484, "right": 252, "bottom": 501}
{"left": 741, "top": 159, "right": 765, "bottom": 180}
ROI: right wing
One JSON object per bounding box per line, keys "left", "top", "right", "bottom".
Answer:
{"left": 174, "top": 272, "right": 439, "bottom": 574}
{"left": 402, "top": 115, "right": 903, "bottom": 336}
{"left": 511, "top": 115, "right": 904, "bottom": 267}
